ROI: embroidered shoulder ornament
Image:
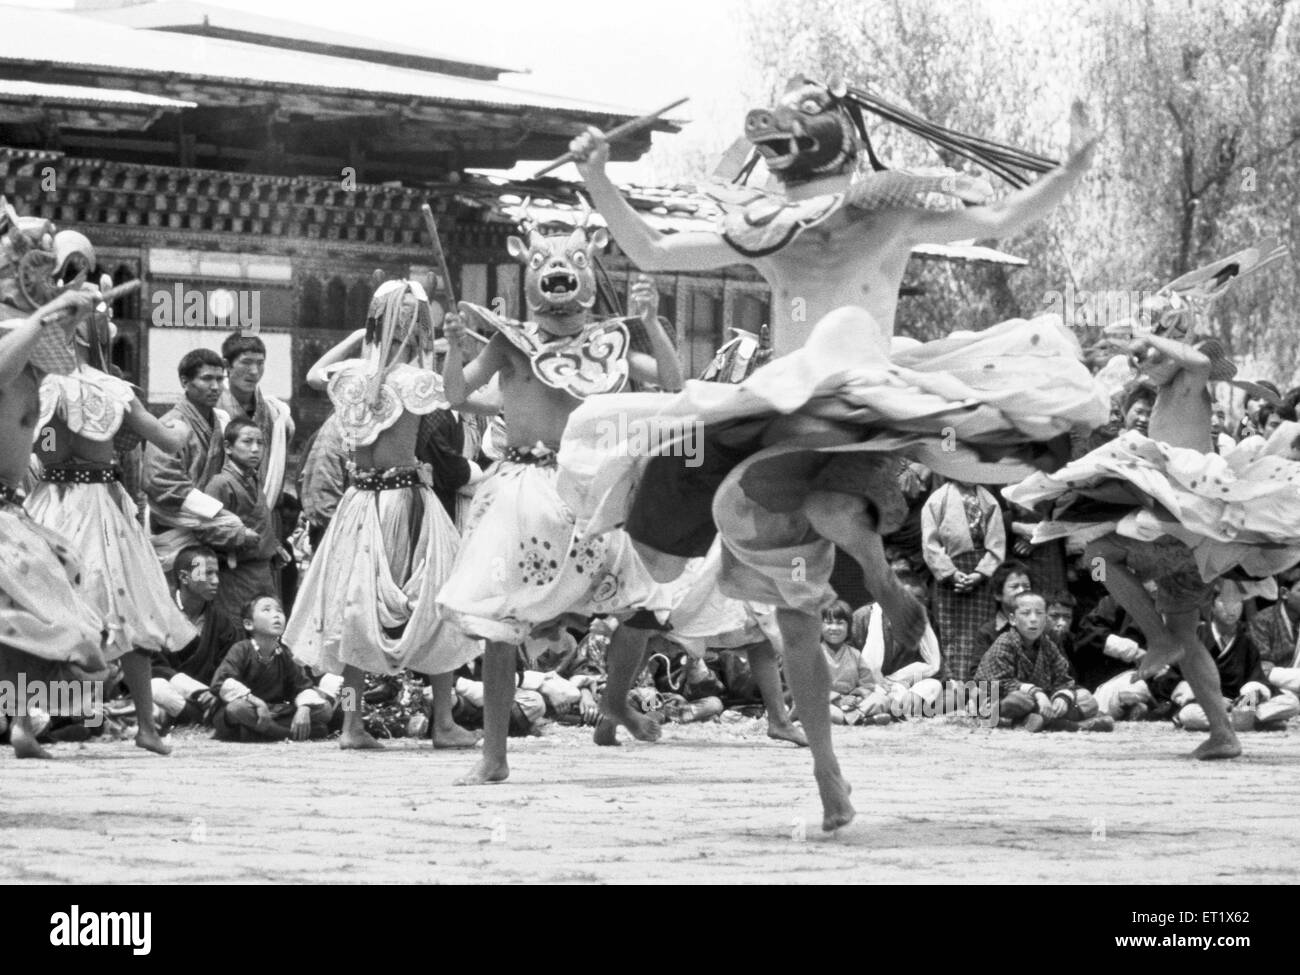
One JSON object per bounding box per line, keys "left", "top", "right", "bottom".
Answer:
{"left": 38, "top": 364, "right": 134, "bottom": 441}
{"left": 699, "top": 169, "right": 992, "bottom": 259}
{"left": 328, "top": 360, "right": 447, "bottom": 447}
{"left": 460, "top": 302, "right": 630, "bottom": 399}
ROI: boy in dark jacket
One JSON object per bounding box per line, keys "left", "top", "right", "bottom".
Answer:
{"left": 211, "top": 594, "right": 333, "bottom": 742}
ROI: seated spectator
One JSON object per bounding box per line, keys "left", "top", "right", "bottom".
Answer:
{"left": 1120, "top": 381, "right": 1154, "bottom": 436}
{"left": 1008, "top": 501, "right": 1068, "bottom": 603}
{"left": 452, "top": 648, "right": 576, "bottom": 737}
{"left": 972, "top": 561, "right": 1034, "bottom": 664}
{"left": 821, "top": 601, "right": 889, "bottom": 726}
{"left": 1044, "top": 591, "right": 1077, "bottom": 655}
{"left": 1252, "top": 400, "right": 1294, "bottom": 442}
{"left": 1248, "top": 567, "right": 1300, "bottom": 715}
{"left": 974, "top": 591, "right": 1112, "bottom": 732}
{"left": 1211, "top": 404, "right": 1236, "bottom": 454}
{"left": 149, "top": 544, "right": 221, "bottom": 730}
{"left": 210, "top": 595, "right": 334, "bottom": 742}
{"left": 857, "top": 573, "right": 943, "bottom": 717}
{"left": 1235, "top": 383, "right": 1280, "bottom": 440}
{"left": 1088, "top": 379, "right": 1152, "bottom": 451}
{"left": 1161, "top": 584, "right": 1298, "bottom": 733}
{"left": 169, "top": 543, "right": 242, "bottom": 685}
{"left": 1071, "top": 591, "right": 1156, "bottom": 720}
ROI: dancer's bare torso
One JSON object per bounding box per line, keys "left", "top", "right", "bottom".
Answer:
{"left": 588, "top": 176, "right": 952, "bottom": 358}
{"left": 37, "top": 422, "right": 114, "bottom": 465}
{"left": 751, "top": 206, "right": 916, "bottom": 356}
{"left": 1134, "top": 335, "right": 1214, "bottom": 452}
{"left": 472, "top": 331, "right": 591, "bottom": 450}
{"left": 353, "top": 410, "right": 420, "bottom": 470}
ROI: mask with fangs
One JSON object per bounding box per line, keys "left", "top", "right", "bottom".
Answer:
{"left": 745, "top": 77, "right": 861, "bottom": 186}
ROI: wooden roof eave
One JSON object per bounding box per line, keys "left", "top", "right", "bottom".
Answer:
{"left": 0, "top": 61, "right": 682, "bottom": 138}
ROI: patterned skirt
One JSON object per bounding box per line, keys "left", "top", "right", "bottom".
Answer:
{"left": 931, "top": 549, "right": 992, "bottom": 684}
{"left": 559, "top": 307, "right": 1108, "bottom": 613}
{"left": 286, "top": 468, "right": 480, "bottom": 677}
{"left": 1005, "top": 429, "right": 1300, "bottom": 585}
{"left": 26, "top": 479, "right": 196, "bottom": 659}
{"left": 0, "top": 501, "right": 107, "bottom": 680}
{"left": 662, "top": 538, "right": 773, "bottom": 659}
{"left": 437, "top": 459, "right": 676, "bottom": 645}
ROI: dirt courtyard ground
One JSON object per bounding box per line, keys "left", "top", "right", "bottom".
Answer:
{"left": 3, "top": 717, "right": 1297, "bottom": 884}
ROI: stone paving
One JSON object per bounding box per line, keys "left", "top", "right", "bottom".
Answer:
{"left": 2, "top": 719, "right": 1297, "bottom": 883}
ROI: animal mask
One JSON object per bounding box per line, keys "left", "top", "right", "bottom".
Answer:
{"left": 744, "top": 77, "right": 860, "bottom": 186}
{"left": 507, "top": 225, "right": 609, "bottom": 330}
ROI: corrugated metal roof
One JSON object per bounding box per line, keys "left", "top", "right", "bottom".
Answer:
{"left": 0, "top": 6, "right": 669, "bottom": 122}
{"left": 77, "top": 0, "right": 526, "bottom": 78}
{"left": 0, "top": 79, "right": 195, "bottom": 110}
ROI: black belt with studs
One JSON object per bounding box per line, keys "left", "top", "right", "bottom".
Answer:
{"left": 352, "top": 467, "right": 424, "bottom": 492}
{"left": 43, "top": 464, "right": 122, "bottom": 485}
{"left": 503, "top": 446, "right": 558, "bottom": 468}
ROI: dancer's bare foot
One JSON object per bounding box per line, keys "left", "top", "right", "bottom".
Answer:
{"left": 134, "top": 730, "right": 172, "bottom": 756}
{"left": 11, "top": 721, "right": 51, "bottom": 759}
{"left": 593, "top": 716, "right": 620, "bottom": 746}
{"left": 339, "top": 728, "right": 385, "bottom": 750}
{"left": 1192, "top": 733, "right": 1242, "bottom": 760}
{"left": 616, "top": 709, "right": 661, "bottom": 742}
{"left": 599, "top": 701, "right": 662, "bottom": 742}
{"left": 1136, "top": 635, "right": 1185, "bottom": 679}
{"left": 454, "top": 757, "right": 509, "bottom": 785}
{"left": 432, "top": 724, "right": 480, "bottom": 749}
{"left": 816, "top": 769, "right": 855, "bottom": 832}
{"left": 767, "top": 720, "right": 809, "bottom": 747}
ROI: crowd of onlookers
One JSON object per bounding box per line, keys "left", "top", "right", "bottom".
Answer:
{"left": 9, "top": 330, "right": 1300, "bottom": 748}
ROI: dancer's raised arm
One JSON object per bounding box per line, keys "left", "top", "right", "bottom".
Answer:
{"left": 125, "top": 397, "right": 190, "bottom": 453}
{"left": 0, "top": 290, "right": 92, "bottom": 385}
{"left": 907, "top": 101, "right": 1097, "bottom": 244}
{"left": 442, "top": 312, "right": 506, "bottom": 406}
{"left": 571, "top": 127, "right": 738, "bottom": 272}
{"left": 627, "top": 275, "right": 684, "bottom": 391}
{"left": 305, "top": 328, "right": 366, "bottom": 390}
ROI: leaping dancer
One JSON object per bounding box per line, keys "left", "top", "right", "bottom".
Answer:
{"left": 561, "top": 77, "right": 1105, "bottom": 830}
{"left": 1005, "top": 240, "right": 1296, "bottom": 761}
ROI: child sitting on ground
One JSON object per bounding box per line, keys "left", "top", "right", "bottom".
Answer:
{"left": 210, "top": 594, "right": 334, "bottom": 742}
{"left": 974, "top": 591, "right": 1113, "bottom": 732}
{"left": 1158, "top": 582, "right": 1299, "bottom": 732}
{"left": 821, "top": 600, "right": 890, "bottom": 726}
